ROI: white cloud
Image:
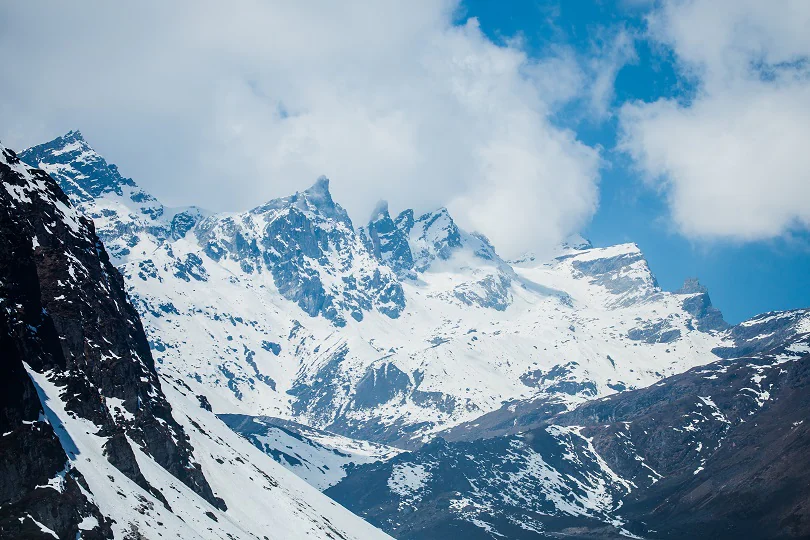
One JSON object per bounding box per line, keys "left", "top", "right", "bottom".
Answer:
{"left": 620, "top": 0, "right": 810, "bottom": 241}
{"left": 586, "top": 28, "right": 638, "bottom": 119}
{"left": 0, "top": 0, "right": 606, "bottom": 258}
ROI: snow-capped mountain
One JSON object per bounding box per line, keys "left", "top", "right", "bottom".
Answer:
{"left": 195, "top": 176, "right": 405, "bottom": 325}
{"left": 21, "top": 132, "right": 730, "bottom": 451}
{"left": 8, "top": 131, "right": 810, "bottom": 539}
{"left": 21, "top": 130, "right": 208, "bottom": 263}
{"left": 327, "top": 317, "right": 810, "bottom": 539}
{"left": 0, "top": 142, "right": 390, "bottom": 539}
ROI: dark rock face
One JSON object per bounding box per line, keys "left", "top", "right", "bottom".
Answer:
{"left": 353, "top": 363, "right": 412, "bottom": 409}
{"left": 360, "top": 201, "right": 415, "bottom": 278}
{"left": 196, "top": 178, "right": 405, "bottom": 326}
{"left": 172, "top": 252, "right": 208, "bottom": 282}
{"left": 170, "top": 209, "right": 204, "bottom": 240}
{"left": 676, "top": 278, "right": 729, "bottom": 332}
{"left": 1, "top": 145, "right": 225, "bottom": 526}
{"left": 1, "top": 147, "right": 112, "bottom": 538}
{"left": 394, "top": 208, "right": 415, "bottom": 235}
{"left": 328, "top": 328, "right": 810, "bottom": 539}
{"left": 0, "top": 205, "right": 112, "bottom": 538}
{"left": 520, "top": 362, "right": 598, "bottom": 396}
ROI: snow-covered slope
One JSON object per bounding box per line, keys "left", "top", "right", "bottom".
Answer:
{"left": 27, "top": 368, "right": 393, "bottom": 540}
{"left": 22, "top": 133, "right": 730, "bottom": 450}
{"left": 220, "top": 414, "right": 402, "bottom": 490}
{"left": 2, "top": 141, "right": 390, "bottom": 539}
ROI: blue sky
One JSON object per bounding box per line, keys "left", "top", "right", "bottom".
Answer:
{"left": 461, "top": 0, "right": 810, "bottom": 323}
{"left": 1, "top": 0, "right": 808, "bottom": 324}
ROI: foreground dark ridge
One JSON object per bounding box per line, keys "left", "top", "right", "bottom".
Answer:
{"left": 0, "top": 144, "right": 222, "bottom": 537}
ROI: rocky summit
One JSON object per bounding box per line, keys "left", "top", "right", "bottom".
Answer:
{"left": 3, "top": 131, "right": 809, "bottom": 539}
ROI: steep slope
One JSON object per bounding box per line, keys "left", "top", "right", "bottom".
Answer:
{"left": 327, "top": 318, "right": 810, "bottom": 539}
{"left": 358, "top": 201, "right": 415, "bottom": 279}
{"left": 20, "top": 130, "right": 208, "bottom": 263}
{"left": 2, "top": 142, "right": 391, "bottom": 539}
{"left": 558, "top": 325, "right": 810, "bottom": 538}
{"left": 21, "top": 132, "right": 731, "bottom": 451}
{"left": 220, "top": 414, "right": 402, "bottom": 490}
{"left": 4, "top": 138, "right": 223, "bottom": 508}
{"left": 194, "top": 177, "right": 405, "bottom": 325}
{"left": 1, "top": 146, "right": 110, "bottom": 539}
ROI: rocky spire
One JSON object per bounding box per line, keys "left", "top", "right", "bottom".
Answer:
{"left": 364, "top": 200, "right": 415, "bottom": 278}
{"left": 675, "top": 278, "right": 728, "bottom": 331}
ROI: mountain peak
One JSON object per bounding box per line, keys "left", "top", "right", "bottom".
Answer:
{"left": 370, "top": 200, "right": 390, "bottom": 222}
{"left": 394, "top": 208, "right": 415, "bottom": 234}
{"left": 430, "top": 206, "right": 452, "bottom": 219}
{"left": 62, "top": 129, "right": 86, "bottom": 143}
{"left": 250, "top": 176, "right": 353, "bottom": 229}
{"left": 676, "top": 277, "right": 709, "bottom": 295}
{"left": 305, "top": 175, "right": 331, "bottom": 197}
{"left": 46, "top": 130, "right": 92, "bottom": 154}
{"left": 298, "top": 176, "right": 353, "bottom": 226}
{"left": 416, "top": 207, "right": 458, "bottom": 232}
{"left": 561, "top": 233, "right": 593, "bottom": 251}
{"left": 674, "top": 277, "right": 728, "bottom": 331}
{"left": 407, "top": 206, "right": 463, "bottom": 270}
{"left": 361, "top": 200, "right": 414, "bottom": 277}
{"left": 20, "top": 131, "right": 136, "bottom": 204}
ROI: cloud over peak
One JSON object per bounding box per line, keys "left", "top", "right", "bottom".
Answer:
{"left": 0, "top": 0, "right": 608, "bottom": 258}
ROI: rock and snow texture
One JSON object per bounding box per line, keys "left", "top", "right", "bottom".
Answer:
{"left": 220, "top": 414, "right": 402, "bottom": 490}
{"left": 194, "top": 176, "right": 406, "bottom": 325}
{"left": 328, "top": 331, "right": 810, "bottom": 539}
{"left": 0, "top": 146, "right": 110, "bottom": 538}
{"left": 359, "top": 200, "right": 416, "bottom": 279}
{"left": 9, "top": 131, "right": 810, "bottom": 539}
{"left": 21, "top": 132, "right": 734, "bottom": 450}
{"left": 1, "top": 141, "right": 391, "bottom": 539}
